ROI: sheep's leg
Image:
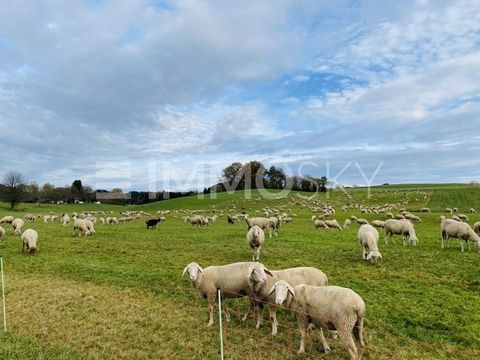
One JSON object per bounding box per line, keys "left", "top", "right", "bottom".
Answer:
{"left": 460, "top": 241, "right": 464, "bottom": 252}
{"left": 207, "top": 294, "right": 215, "bottom": 326}
{"left": 242, "top": 299, "right": 256, "bottom": 321}
{"left": 297, "top": 316, "right": 308, "bottom": 354}
{"left": 362, "top": 246, "right": 367, "bottom": 260}
{"left": 338, "top": 326, "right": 358, "bottom": 360}
{"left": 318, "top": 327, "right": 331, "bottom": 353}
{"left": 256, "top": 304, "right": 264, "bottom": 329}
{"left": 223, "top": 303, "right": 231, "bottom": 322}
{"left": 268, "top": 305, "right": 278, "bottom": 336}
{"left": 269, "top": 228, "right": 272, "bottom": 239}
{"left": 353, "top": 317, "right": 365, "bottom": 348}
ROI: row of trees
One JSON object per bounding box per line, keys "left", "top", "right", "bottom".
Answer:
{"left": 216, "top": 161, "right": 328, "bottom": 193}
{"left": 0, "top": 171, "right": 95, "bottom": 209}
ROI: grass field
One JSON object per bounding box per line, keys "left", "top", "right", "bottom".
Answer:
{"left": 0, "top": 184, "right": 479, "bottom": 359}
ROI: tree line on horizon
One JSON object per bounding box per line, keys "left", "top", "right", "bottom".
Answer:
{"left": 0, "top": 162, "right": 329, "bottom": 208}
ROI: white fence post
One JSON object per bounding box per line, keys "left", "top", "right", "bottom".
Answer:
{"left": 218, "top": 289, "right": 224, "bottom": 360}
{"left": 1, "top": 256, "right": 7, "bottom": 332}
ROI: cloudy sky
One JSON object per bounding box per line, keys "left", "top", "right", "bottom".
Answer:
{"left": 1, "top": 0, "right": 479, "bottom": 191}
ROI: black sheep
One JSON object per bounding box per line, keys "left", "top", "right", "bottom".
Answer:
{"left": 146, "top": 218, "right": 162, "bottom": 229}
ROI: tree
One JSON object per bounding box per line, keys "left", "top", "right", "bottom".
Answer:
{"left": 71, "top": 179, "right": 83, "bottom": 199}
{"left": 1, "top": 170, "right": 26, "bottom": 209}
{"left": 222, "top": 162, "right": 244, "bottom": 190}
{"left": 265, "top": 166, "right": 286, "bottom": 189}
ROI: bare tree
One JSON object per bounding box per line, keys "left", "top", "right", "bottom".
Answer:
{"left": 1, "top": 170, "right": 26, "bottom": 209}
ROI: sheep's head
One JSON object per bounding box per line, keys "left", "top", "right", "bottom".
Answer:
{"left": 247, "top": 263, "right": 272, "bottom": 285}
{"left": 182, "top": 262, "right": 204, "bottom": 282}
{"left": 268, "top": 280, "right": 295, "bottom": 305}
{"left": 367, "top": 250, "right": 382, "bottom": 263}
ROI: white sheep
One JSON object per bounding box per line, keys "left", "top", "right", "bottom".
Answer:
{"left": 356, "top": 218, "right": 369, "bottom": 225}
{"left": 343, "top": 219, "right": 352, "bottom": 229}
{"left": 246, "top": 226, "right": 265, "bottom": 261}
{"left": 371, "top": 220, "right": 385, "bottom": 229}
{"left": 384, "top": 219, "right": 418, "bottom": 246}
{"left": 358, "top": 224, "right": 382, "bottom": 263}
{"left": 474, "top": 222, "right": 480, "bottom": 235}
{"left": 61, "top": 214, "right": 70, "bottom": 227}
{"left": 183, "top": 262, "right": 257, "bottom": 326}
{"left": 0, "top": 225, "right": 5, "bottom": 241}
{"left": 247, "top": 263, "right": 328, "bottom": 335}
{"left": 325, "top": 219, "right": 342, "bottom": 231}
{"left": 314, "top": 219, "right": 328, "bottom": 229}
{"left": 268, "top": 280, "right": 365, "bottom": 359}
{"left": 420, "top": 207, "right": 431, "bottom": 213}
{"left": 457, "top": 214, "right": 469, "bottom": 222}
{"left": 245, "top": 217, "right": 274, "bottom": 238}
{"left": 268, "top": 217, "right": 280, "bottom": 236}
{"left": 43, "top": 214, "right": 51, "bottom": 223}
{"left": 12, "top": 218, "right": 24, "bottom": 235}
{"left": 21, "top": 229, "right": 38, "bottom": 254}
{"left": 84, "top": 219, "right": 96, "bottom": 235}
{"left": 440, "top": 219, "right": 480, "bottom": 252}
{"left": 0, "top": 216, "right": 14, "bottom": 224}
{"left": 470, "top": 208, "right": 477, "bottom": 214}
{"left": 73, "top": 218, "right": 90, "bottom": 236}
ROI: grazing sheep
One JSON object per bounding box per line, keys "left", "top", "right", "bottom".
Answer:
{"left": 356, "top": 218, "right": 369, "bottom": 225}
{"left": 385, "top": 212, "right": 394, "bottom": 218}
{"left": 420, "top": 207, "right": 431, "bottom": 213}
{"left": 441, "top": 219, "right": 480, "bottom": 252}
{"left": 12, "top": 218, "right": 24, "bottom": 235}
{"left": 0, "top": 216, "right": 14, "bottom": 224}
{"left": 43, "top": 215, "right": 51, "bottom": 223}
{"left": 21, "top": 229, "right": 38, "bottom": 254}
{"left": 246, "top": 226, "right": 265, "bottom": 261}
{"left": 358, "top": 225, "right": 382, "bottom": 263}
{"left": 73, "top": 218, "right": 90, "bottom": 236}
{"left": 384, "top": 219, "right": 418, "bottom": 246}
{"left": 371, "top": 220, "right": 385, "bottom": 229}
{"left": 314, "top": 220, "right": 328, "bottom": 229}
{"left": 84, "top": 219, "right": 95, "bottom": 235}
{"left": 457, "top": 214, "right": 469, "bottom": 222}
{"left": 451, "top": 215, "right": 462, "bottom": 222}
{"left": 99, "top": 217, "right": 105, "bottom": 224}
{"left": 343, "top": 219, "right": 352, "bottom": 229}
{"left": 405, "top": 214, "right": 421, "bottom": 222}
{"left": 445, "top": 208, "right": 453, "bottom": 214}
{"left": 245, "top": 217, "right": 274, "bottom": 238}
{"left": 268, "top": 280, "right": 365, "bottom": 359}
{"left": 227, "top": 215, "right": 235, "bottom": 224}
{"left": 394, "top": 214, "right": 405, "bottom": 220}
{"left": 0, "top": 226, "right": 5, "bottom": 241}
{"left": 268, "top": 217, "right": 281, "bottom": 235}
{"left": 325, "top": 219, "right": 342, "bottom": 231}
{"left": 474, "top": 222, "right": 480, "bottom": 235}
{"left": 453, "top": 207, "right": 459, "bottom": 214}
{"left": 146, "top": 218, "right": 162, "bottom": 229}
{"left": 470, "top": 208, "right": 477, "bottom": 214}
{"left": 247, "top": 263, "right": 328, "bottom": 335}
{"left": 182, "top": 262, "right": 257, "bottom": 326}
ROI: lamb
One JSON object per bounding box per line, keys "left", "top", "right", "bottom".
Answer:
{"left": 384, "top": 219, "right": 418, "bottom": 246}
{"left": 343, "top": 219, "right": 352, "bottom": 229}
{"left": 474, "top": 222, "right": 480, "bottom": 235}
{"left": 12, "top": 218, "right": 24, "bottom": 235}
{"left": 358, "top": 225, "right": 382, "bottom": 263}
{"left": 247, "top": 263, "right": 328, "bottom": 335}
{"left": 21, "top": 229, "right": 38, "bottom": 254}
{"left": 325, "top": 219, "right": 342, "bottom": 231}
{"left": 371, "top": 220, "right": 385, "bottom": 229}
{"left": 440, "top": 219, "right": 480, "bottom": 252}
{"left": 182, "top": 261, "right": 257, "bottom": 326}
{"left": 73, "top": 218, "right": 90, "bottom": 236}
{"left": 0, "top": 216, "right": 14, "bottom": 224}
{"left": 268, "top": 280, "right": 365, "bottom": 359}
{"left": 314, "top": 219, "right": 328, "bottom": 229}
{"left": 0, "top": 226, "right": 5, "bottom": 241}
{"left": 246, "top": 226, "right": 265, "bottom": 261}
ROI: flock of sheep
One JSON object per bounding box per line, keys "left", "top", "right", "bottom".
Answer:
{"left": 1, "top": 191, "right": 479, "bottom": 359}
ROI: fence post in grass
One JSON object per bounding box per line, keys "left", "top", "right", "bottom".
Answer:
{"left": 1, "top": 256, "right": 6, "bottom": 332}
{"left": 218, "top": 289, "right": 224, "bottom": 360}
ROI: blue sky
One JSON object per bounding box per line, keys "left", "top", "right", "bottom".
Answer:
{"left": 0, "top": 0, "right": 479, "bottom": 191}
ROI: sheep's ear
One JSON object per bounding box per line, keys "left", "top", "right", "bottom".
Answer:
{"left": 248, "top": 264, "right": 256, "bottom": 277}
{"left": 182, "top": 265, "right": 190, "bottom": 276}
{"left": 264, "top": 268, "right": 273, "bottom": 276}
{"left": 267, "top": 284, "right": 276, "bottom": 296}
{"left": 287, "top": 285, "right": 296, "bottom": 298}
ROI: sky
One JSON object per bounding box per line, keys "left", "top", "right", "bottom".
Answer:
{"left": 0, "top": 0, "right": 479, "bottom": 191}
